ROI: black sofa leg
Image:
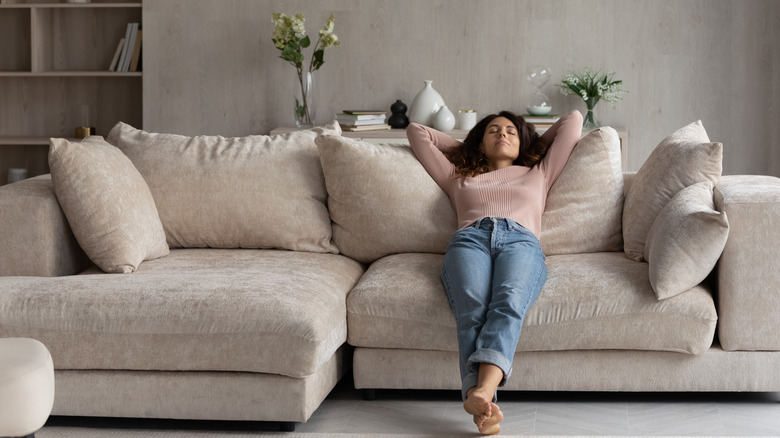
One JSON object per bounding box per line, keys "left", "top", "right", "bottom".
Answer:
{"left": 279, "top": 422, "right": 295, "bottom": 432}
{"left": 363, "top": 388, "right": 376, "bottom": 401}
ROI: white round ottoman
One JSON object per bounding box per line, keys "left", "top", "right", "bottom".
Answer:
{"left": 0, "top": 338, "right": 55, "bottom": 438}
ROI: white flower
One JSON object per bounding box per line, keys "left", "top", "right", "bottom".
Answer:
{"left": 272, "top": 12, "right": 340, "bottom": 73}
{"left": 318, "top": 15, "right": 340, "bottom": 48}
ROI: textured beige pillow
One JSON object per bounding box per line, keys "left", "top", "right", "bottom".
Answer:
{"left": 48, "top": 136, "right": 169, "bottom": 273}
{"left": 107, "top": 122, "right": 340, "bottom": 252}
{"left": 645, "top": 182, "right": 728, "bottom": 300}
{"left": 315, "top": 135, "right": 457, "bottom": 263}
{"left": 541, "top": 127, "right": 624, "bottom": 255}
{"left": 623, "top": 120, "right": 722, "bottom": 261}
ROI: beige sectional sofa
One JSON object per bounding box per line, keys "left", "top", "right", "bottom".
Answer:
{"left": 1, "top": 120, "right": 779, "bottom": 430}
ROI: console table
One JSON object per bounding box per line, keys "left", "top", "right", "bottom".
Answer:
{"left": 271, "top": 126, "right": 628, "bottom": 171}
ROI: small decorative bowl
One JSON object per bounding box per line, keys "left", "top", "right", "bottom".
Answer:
{"left": 527, "top": 105, "right": 552, "bottom": 116}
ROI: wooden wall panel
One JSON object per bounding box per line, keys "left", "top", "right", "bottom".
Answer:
{"left": 143, "top": 0, "right": 780, "bottom": 175}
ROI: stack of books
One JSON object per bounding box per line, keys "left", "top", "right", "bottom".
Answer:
{"left": 523, "top": 114, "right": 559, "bottom": 129}
{"left": 108, "top": 22, "right": 142, "bottom": 72}
{"left": 336, "top": 111, "right": 390, "bottom": 132}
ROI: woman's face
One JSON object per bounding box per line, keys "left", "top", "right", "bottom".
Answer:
{"left": 481, "top": 116, "right": 520, "bottom": 170}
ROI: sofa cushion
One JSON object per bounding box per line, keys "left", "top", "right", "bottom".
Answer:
{"left": 48, "top": 136, "right": 169, "bottom": 273}
{"left": 315, "top": 135, "right": 457, "bottom": 263}
{"left": 540, "top": 127, "right": 624, "bottom": 255}
{"left": 0, "top": 249, "right": 365, "bottom": 379}
{"left": 623, "top": 121, "right": 722, "bottom": 261}
{"left": 347, "top": 252, "right": 717, "bottom": 355}
{"left": 645, "top": 181, "right": 729, "bottom": 300}
{"left": 107, "top": 122, "right": 340, "bottom": 253}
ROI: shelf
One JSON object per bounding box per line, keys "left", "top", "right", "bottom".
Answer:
{"left": 0, "top": 2, "right": 140, "bottom": 8}
{"left": 0, "top": 136, "right": 52, "bottom": 146}
{"left": 0, "top": 71, "right": 141, "bottom": 76}
{"left": 0, "top": 136, "right": 88, "bottom": 145}
{"left": 272, "top": 126, "right": 629, "bottom": 171}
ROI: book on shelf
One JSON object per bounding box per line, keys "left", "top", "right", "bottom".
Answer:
{"left": 108, "top": 38, "right": 124, "bottom": 71}
{"left": 336, "top": 112, "right": 387, "bottom": 125}
{"left": 129, "top": 29, "right": 142, "bottom": 72}
{"left": 342, "top": 110, "right": 387, "bottom": 115}
{"left": 522, "top": 114, "right": 560, "bottom": 124}
{"left": 341, "top": 124, "right": 392, "bottom": 132}
{"left": 111, "top": 22, "right": 141, "bottom": 72}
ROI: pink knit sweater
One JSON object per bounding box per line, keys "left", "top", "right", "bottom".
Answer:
{"left": 407, "top": 111, "right": 582, "bottom": 238}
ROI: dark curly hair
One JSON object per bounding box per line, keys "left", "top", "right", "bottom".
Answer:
{"left": 447, "top": 111, "right": 550, "bottom": 178}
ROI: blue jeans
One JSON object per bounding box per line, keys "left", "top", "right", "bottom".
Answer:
{"left": 441, "top": 217, "right": 547, "bottom": 401}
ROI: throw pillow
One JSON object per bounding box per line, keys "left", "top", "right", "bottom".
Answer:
{"left": 541, "top": 127, "right": 624, "bottom": 255}
{"left": 623, "top": 120, "right": 722, "bottom": 261}
{"left": 645, "top": 182, "right": 729, "bottom": 299}
{"left": 107, "top": 122, "right": 340, "bottom": 252}
{"left": 315, "top": 135, "right": 457, "bottom": 263}
{"left": 48, "top": 136, "right": 169, "bottom": 273}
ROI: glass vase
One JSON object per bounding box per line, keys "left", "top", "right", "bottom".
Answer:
{"left": 583, "top": 98, "right": 600, "bottom": 130}
{"left": 294, "top": 71, "right": 316, "bottom": 128}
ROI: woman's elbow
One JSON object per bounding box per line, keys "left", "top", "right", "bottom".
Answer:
{"left": 407, "top": 122, "right": 433, "bottom": 141}
{"left": 566, "top": 110, "right": 583, "bottom": 124}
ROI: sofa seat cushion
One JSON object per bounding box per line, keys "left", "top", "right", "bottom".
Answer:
{"left": 0, "top": 249, "right": 365, "bottom": 378}
{"left": 347, "top": 252, "right": 717, "bottom": 355}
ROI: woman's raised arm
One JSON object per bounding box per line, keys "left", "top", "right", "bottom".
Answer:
{"left": 539, "top": 110, "right": 584, "bottom": 187}
{"left": 406, "top": 123, "right": 458, "bottom": 187}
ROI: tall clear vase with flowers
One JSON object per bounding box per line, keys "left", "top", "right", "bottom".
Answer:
{"left": 272, "top": 13, "right": 340, "bottom": 128}
{"left": 556, "top": 68, "right": 626, "bottom": 130}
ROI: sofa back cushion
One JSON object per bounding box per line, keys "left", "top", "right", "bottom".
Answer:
{"left": 107, "top": 122, "right": 340, "bottom": 253}
{"left": 540, "top": 127, "right": 624, "bottom": 254}
{"left": 315, "top": 135, "right": 457, "bottom": 263}
{"left": 316, "top": 128, "right": 624, "bottom": 263}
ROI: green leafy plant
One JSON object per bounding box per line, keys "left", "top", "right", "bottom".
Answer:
{"left": 557, "top": 68, "right": 626, "bottom": 128}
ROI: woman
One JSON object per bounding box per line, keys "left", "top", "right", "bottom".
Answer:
{"left": 407, "top": 110, "right": 582, "bottom": 435}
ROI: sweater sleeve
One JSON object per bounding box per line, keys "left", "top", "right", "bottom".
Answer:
{"left": 539, "top": 110, "right": 583, "bottom": 188}
{"left": 406, "top": 123, "right": 458, "bottom": 188}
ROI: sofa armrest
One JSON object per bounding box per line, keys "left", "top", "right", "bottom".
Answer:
{"left": 714, "top": 175, "right": 780, "bottom": 351}
{"left": 0, "top": 175, "right": 88, "bottom": 277}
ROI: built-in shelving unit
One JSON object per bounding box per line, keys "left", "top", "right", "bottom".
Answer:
{"left": 0, "top": 0, "right": 142, "bottom": 185}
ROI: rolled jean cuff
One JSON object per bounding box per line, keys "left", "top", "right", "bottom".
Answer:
{"left": 461, "top": 372, "right": 479, "bottom": 401}
{"left": 460, "top": 372, "right": 499, "bottom": 403}
{"left": 468, "top": 348, "right": 512, "bottom": 385}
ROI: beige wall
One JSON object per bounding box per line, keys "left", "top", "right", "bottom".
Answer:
{"left": 143, "top": 0, "right": 780, "bottom": 175}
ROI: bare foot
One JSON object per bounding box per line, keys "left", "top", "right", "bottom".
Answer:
{"left": 478, "top": 403, "right": 503, "bottom": 435}
{"left": 463, "top": 387, "right": 493, "bottom": 427}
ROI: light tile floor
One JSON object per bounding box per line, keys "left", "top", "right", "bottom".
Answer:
{"left": 293, "top": 377, "right": 780, "bottom": 436}
{"left": 43, "top": 376, "right": 780, "bottom": 436}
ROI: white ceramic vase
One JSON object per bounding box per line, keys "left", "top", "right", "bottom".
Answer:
{"left": 408, "top": 80, "right": 445, "bottom": 127}
{"left": 434, "top": 105, "right": 455, "bottom": 131}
